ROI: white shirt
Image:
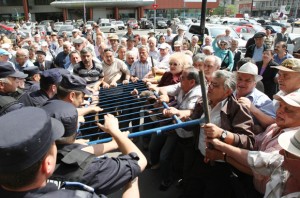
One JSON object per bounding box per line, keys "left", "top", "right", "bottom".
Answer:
{"left": 198, "top": 101, "right": 222, "bottom": 156}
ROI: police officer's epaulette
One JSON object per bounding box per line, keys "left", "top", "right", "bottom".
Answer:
{"left": 50, "top": 146, "right": 95, "bottom": 182}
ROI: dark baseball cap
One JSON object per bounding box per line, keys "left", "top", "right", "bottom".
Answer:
{"left": 42, "top": 100, "right": 78, "bottom": 137}
{"left": 60, "top": 74, "right": 91, "bottom": 95}
{"left": 40, "top": 69, "right": 63, "bottom": 84}
{"left": 23, "top": 66, "right": 40, "bottom": 77}
{"left": 0, "top": 62, "right": 28, "bottom": 78}
{"left": 254, "top": 32, "right": 266, "bottom": 38}
{"left": 0, "top": 107, "right": 64, "bottom": 173}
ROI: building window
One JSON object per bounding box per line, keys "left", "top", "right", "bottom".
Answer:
{"left": 34, "top": 0, "right": 54, "bottom": 5}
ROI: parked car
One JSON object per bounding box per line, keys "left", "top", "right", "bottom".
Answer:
{"left": 156, "top": 20, "right": 168, "bottom": 29}
{"left": 293, "top": 20, "right": 300, "bottom": 27}
{"left": 262, "top": 25, "right": 281, "bottom": 34}
{"left": 186, "top": 23, "right": 247, "bottom": 52}
{"left": 57, "top": 25, "right": 74, "bottom": 37}
{"left": 39, "top": 20, "right": 54, "bottom": 26}
{"left": 99, "top": 23, "right": 116, "bottom": 33}
{"left": 112, "top": 21, "right": 125, "bottom": 30}
{"left": 140, "top": 20, "right": 153, "bottom": 29}
{"left": 0, "top": 23, "right": 14, "bottom": 32}
{"left": 65, "top": 20, "right": 73, "bottom": 25}
{"left": 127, "top": 18, "right": 139, "bottom": 29}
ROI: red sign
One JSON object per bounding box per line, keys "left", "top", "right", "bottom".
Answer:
{"left": 152, "top": 4, "right": 158, "bottom": 10}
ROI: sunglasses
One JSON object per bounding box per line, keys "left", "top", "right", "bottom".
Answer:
{"left": 220, "top": 43, "right": 227, "bottom": 46}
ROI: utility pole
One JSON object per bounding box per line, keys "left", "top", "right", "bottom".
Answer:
{"left": 199, "top": 0, "right": 207, "bottom": 45}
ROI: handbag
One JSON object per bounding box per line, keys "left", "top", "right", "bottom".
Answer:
{"left": 220, "top": 51, "right": 230, "bottom": 70}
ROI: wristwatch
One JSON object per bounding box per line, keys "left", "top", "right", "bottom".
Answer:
{"left": 220, "top": 130, "right": 228, "bottom": 142}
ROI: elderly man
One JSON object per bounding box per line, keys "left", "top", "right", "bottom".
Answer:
{"left": 123, "top": 25, "right": 134, "bottom": 40}
{"left": 126, "top": 36, "right": 138, "bottom": 59}
{"left": 54, "top": 41, "right": 72, "bottom": 68}
{"left": 0, "top": 62, "right": 26, "bottom": 116}
{"left": 148, "top": 37, "right": 160, "bottom": 61}
{"left": 149, "top": 67, "right": 201, "bottom": 191}
{"left": 183, "top": 70, "right": 255, "bottom": 198}
{"left": 109, "top": 34, "right": 119, "bottom": 56}
{"left": 34, "top": 50, "right": 54, "bottom": 71}
{"left": 189, "top": 35, "right": 201, "bottom": 56}
{"left": 273, "top": 25, "right": 291, "bottom": 47}
{"left": 245, "top": 32, "right": 268, "bottom": 62}
{"left": 71, "top": 28, "right": 80, "bottom": 43}
{"left": 234, "top": 62, "right": 276, "bottom": 134}
{"left": 73, "top": 48, "right": 104, "bottom": 92}
{"left": 130, "top": 46, "right": 156, "bottom": 82}
{"left": 165, "top": 28, "right": 175, "bottom": 45}
{"left": 68, "top": 50, "right": 81, "bottom": 74}
{"left": 171, "top": 25, "right": 189, "bottom": 51}
{"left": 101, "top": 48, "right": 130, "bottom": 88}
{"left": 205, "top": 92, "right": 300, "bottom": 197}
{"left": 271, "top": 58, "right": 300, "bottom": 109}
{"left": 273, "top": 41, "right": 294, "bottom": 65}
{"left": 203, "top": 55, "right": 221, "bottom": 83}
{"left": 14, "top": 48, "right": 34, "bottom": 71}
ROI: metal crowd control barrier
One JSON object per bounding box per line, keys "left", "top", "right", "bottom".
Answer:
{"left": 77, "top": 81, "right": 204, "bottom": 144}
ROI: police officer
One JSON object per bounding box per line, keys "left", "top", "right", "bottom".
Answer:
{"left": 0, "top": 62, "right": 26, "bottom": 116}
{"left": 18, "top": 68, "right": 62, "bottom": 107}
{"left": 0, "top": 107, "right": 100, "bottom": 197}
{"left": 43, "top": 74, "right": 147, "bottom": 196}
{"left": 23, "top": 66, "right": 41, "bottom": 92}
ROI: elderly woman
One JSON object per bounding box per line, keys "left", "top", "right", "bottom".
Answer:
{"left": 192, "top": 53, "right": 206, "bottom": 71}
{"left": 202, "top": 46, "right": 213, "bottom": 56}
{"left": 144, "top": 52, "right": 192, "bottom": 87}
{"left": 256, "top": 48, "right": 279, "bottom": 99}
{"left": 212, "top": 37, "right": 234, "bottom": 71}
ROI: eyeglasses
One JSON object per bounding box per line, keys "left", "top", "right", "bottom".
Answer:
{"left": 169, "top": 62, "right": 179, "bottom": 66}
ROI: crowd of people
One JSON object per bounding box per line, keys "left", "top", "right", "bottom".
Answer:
{"left": 0, "top": 21, "right": 300, "bottom": 198}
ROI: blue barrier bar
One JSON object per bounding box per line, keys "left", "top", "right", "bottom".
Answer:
{"left": 77, "top": 117, "right": 174, "bottom": 138}
{"left": 153, "top": 91, "right": 182, "bottom": 124}
{"left": 83, "top": 103, "right": 158, "bottom": 119}
{"left": 87, "top": 118, "right": 205, "bottom": 144}
{"left": 99, "top": 96, "right": 148, "bottom": 108}
{"left": 98, "top": 94, "right": 147, "bottom": 105}
{"left": 82, "top": 107, "right": 163, "bottom": 124}
{"left": 98, "top": 87, "right": 148, "bottom": 100}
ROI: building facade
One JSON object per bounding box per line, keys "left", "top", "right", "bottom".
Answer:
{"left": 237, "top": 0, "right": 300, "bottom": 17}
{"left": 0, "top": 0, "right": 220, "bottom": 22}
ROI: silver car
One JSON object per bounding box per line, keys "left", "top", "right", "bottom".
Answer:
{"left": 99, "top": 23, "right": 117, "bottom": 33}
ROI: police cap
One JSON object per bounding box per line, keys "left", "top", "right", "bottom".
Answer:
{"left": 40, "top": 69, "right": 62, "bottom": 84}
{"left": 42, "top": 100, "right": 78, "bottom": 137}
{"left": 23, "top": 66, "right": 40, "bottom": 77}
{"left": 0, "top": 107, "right": 64, "bottom": 173}
{"left": 60, "top": 74, "right": 91, "bottom": 95}
{"left": 0, "top": 62, "right": 28, "bottom": 79}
